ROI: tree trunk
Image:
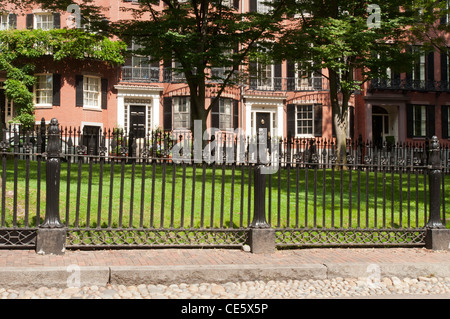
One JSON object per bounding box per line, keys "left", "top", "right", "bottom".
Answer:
{"left": 329, "top": 68, "right": 349, "bottom": 165}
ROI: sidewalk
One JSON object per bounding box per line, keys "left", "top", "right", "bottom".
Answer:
{"left": 0, "top": 247, "right": 449, "bottom": 289}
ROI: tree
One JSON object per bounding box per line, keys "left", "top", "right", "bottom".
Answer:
{"left": 112, "top": 0, "right": 286, "bottom": 134}
{"left": 272, "top": 0, "right": 447, "bottom": 163}
{"left": 0, "top": 27, "right": 126, "bottom": 129}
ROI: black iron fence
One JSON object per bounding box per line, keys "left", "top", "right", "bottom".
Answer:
{"left": 0, "top": 119, "right": 448, "bottom": 250}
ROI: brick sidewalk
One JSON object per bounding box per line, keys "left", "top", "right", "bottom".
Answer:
{"left": 0, "top": 247, "right": 448, "bottom": 268}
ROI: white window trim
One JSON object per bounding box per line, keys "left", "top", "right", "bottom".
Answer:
{"left": 83, "top": 75, "right": 101, "bottom": 110}
{"left": 33, "top": 73, "right": 53, "bottom": 108}
{"left": 295, "top": 104, "right": 315, "bottom": 138}
{"left": 256, "top": 62, "right": 274, "bottom": 90}
{"left": 0, "top": 14, "right": 9, "bottom": 31}
{"left": 123, "top": 98, "right": 153, "bottom": 135}
{"left": 34, "top": 12, "right": 54, "bottom": 30}
{"left": 412, "top": 105, "right": 427, "bottom": 137}
{"left": 173, "top": 96, "right": 191, "bottom": 130}
{"left": 219, "top": 98, "right": 232, "bottom": 130}
{"left": 250, "top": 106, "right": 277, "bottom": 137}
{"left": 257, "top": 0, "right": 272, "bottom": 13}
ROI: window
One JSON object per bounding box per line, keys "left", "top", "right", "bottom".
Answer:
{"left": 0, "top": 14, "right": 8, "bottom": 30}
{"left": 257, "top": 63, "right": 273, "bottom": 89}
{"left": 35, "top": 13, "right": 54, "bottom": 30}
{"left": 413, "top": 53, "right": 426, "bottom": 82}
{"left": 34, "top": 74, "right": 53, "bottom": 106}
{"left": 219, "top": 99, "right": 232, "bottom": 129}
{"left": 257, "top": 0, "right": 272, "bottom": 13}
{"left": 83, "top": 76, "right": 101, "bottom": 108}
{"left": 173, "top": 97, "right": 190, "bottom": 129}
{"left": 296, "top": 104, "right": 313, "bottom": 135}
{"left": 412, "top": 105, "right": 427, "bottom": 137}
{"left": 441, "top": 0, "right": 449, "bottom": 24}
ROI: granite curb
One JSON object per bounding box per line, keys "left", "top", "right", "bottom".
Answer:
{"left": 1, "top": 261, "right": 449, "bottom": 289}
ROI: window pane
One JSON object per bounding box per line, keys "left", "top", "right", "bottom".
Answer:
{"left": 0, "top": 15, "right": 8, "bottom": 30}
{"left": 296, "top": 105, "right": 313, "bottom": 135}
{"left": 35, "top": 74, "right": 53, "bottom": 105}
{"left": 83, "top": 77, "right": 100, "bottom": 107}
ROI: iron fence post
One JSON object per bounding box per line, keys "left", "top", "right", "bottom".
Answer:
{"left": 425, "top": 136, "right": 450, "bottom": 250}
{"left": 36, "top": 118, "right": 66, "bottom": 255}
{"left": 426, "top": 136, "right": 445, "bottom": 229}
{"left": 247, "top": 129, "right": 275, "bottom": 253}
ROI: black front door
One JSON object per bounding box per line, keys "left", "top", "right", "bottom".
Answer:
{"left": 256, "top": 112, "right": 270, "bottom": 141}
{"left": 372, "top": 115, "right": 383, "bottom": 148}
{"left": 130, "top": 105, "right": 146, "bottom": 139}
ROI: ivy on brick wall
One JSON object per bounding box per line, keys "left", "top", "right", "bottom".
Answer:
{"left": 0, "top": 28, "right": 126, "bottom": 128}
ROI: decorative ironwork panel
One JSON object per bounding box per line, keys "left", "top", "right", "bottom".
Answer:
{"left": 0, "top": 229, "right": 37, "bottom": 247}
{"left": 66, "top": 229, "right": 248, "bottom": 248}
{"left": 275, "top": 229, "right": 426, "bottom": 247}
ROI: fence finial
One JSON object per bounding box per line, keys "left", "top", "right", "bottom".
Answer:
{"left": 47, "top": 118, "right": 60, "bottom": 157}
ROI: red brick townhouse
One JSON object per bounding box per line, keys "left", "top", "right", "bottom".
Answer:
{"left": 0, "top": 0, "right": 449, "bottom": 151}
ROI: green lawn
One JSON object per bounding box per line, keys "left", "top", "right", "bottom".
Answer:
{"left": 1, "top": 159, "right": 449, "bottom": 230}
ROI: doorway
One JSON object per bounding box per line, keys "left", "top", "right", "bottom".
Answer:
{"left": 129, "top": 105, "right": 146, "bottom": 138}
{"left": 372, "top": 106, "right": 389, "bottom": 148}
{"left": 82, "top": 126, "right": 100, "bottom": 155}
{"left": 256, "top": 112, "right": 271, "bottom": 141}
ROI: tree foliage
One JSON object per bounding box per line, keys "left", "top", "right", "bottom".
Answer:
{"left": 0, "top": 28, "right": 126, "bottom": 128}
{"left": 270, "top": 0, "right": 448, "bottom": 162}
{"left": 112, "top": 0, "right": 286, "bottom": 132}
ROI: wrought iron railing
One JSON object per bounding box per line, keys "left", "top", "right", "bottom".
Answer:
{"left": 370, "top": 78, "right": 450, "bottom": 92}
{"left": 121, "top": 66, "right": 160, "bottom": 82}
{"left": 0, "top": 119, "right": 448, "bottom": 249}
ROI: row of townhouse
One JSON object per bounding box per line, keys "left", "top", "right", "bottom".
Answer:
{"left": 1, "top": 0, "right": 450, "bottom": 154}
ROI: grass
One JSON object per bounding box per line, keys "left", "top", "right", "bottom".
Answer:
{"left": 1, "top": 158, "right": 449, "bottom": 230}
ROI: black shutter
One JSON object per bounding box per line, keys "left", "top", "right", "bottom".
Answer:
{"left": 274, "top": 63, "right": 282, "bottom": 90}
{"left": 101, "top": 78, "right": 108, "bottom": 109}
{"left": 233, "top": 100, "right": 239, "bottom": 129}
{"left": 233, "top": 42, "right": 239, "bottom": 71}
{"left": 163, "top": 97, "right": 172, "bottom": 131}
{"left": 249, "top": 0, "right": 257, "bottom": 12}
{"left": 313, "top": 104, "right": 322, "bottom": 137}
{"left": 286, "top": 61, "right": 295, "bottom": 91}
{"left": 53, "top": 13, "right": 61, "bottom": 29}
{"left": 211, "top": 97, "right": 220, "bottom": 129}
{"left": 163, "top": 57, "right": 172, "bottom": 82}
{"left": 52, "top": 73, "right": 61, "bottom": 106}
{"left": 441, "top": 0, "right": 447, "bottom": 25}
{"left": 249, "top": 61, "right": 257, "bottom": 89}
{"left": 427, "top": 51, "right": 435, "bottom": 89}
{"left": 233, "top": 0, "right": 239, "bottom": 10}
{"left": 441, "top": 52, "right": 448, "bottom": 89}
{"left": 406, "top": 46, "right": 413, "bottom": 87}
{"left": 26, "top": 14, "right": 33, "bottom": 30}
{"left": 427, "top": 105, "right": 435, "bottom": 138}
{"left": 8, "top": 14, "right": 17, "bottom": 29}
{"left": 287, "top": 104, "right": 296, "bottom": 137}
{"left": 406, "top": 104, "right": 413, "bottom": 138}
{"left": 442, "top": 105, "right": 449, "bottom": 139}
{"left": 349, "top": 106, "right": 355, "bottom": 140}
{"left": 75, "top": 75, "right": 83, "bottom": 107}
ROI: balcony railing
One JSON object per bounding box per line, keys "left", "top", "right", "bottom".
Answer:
{"left": 122, "top": 66, "right": 329, "bottom": 92}
{"left": 121, "top": 66, "right": 160, "bottom": 83}
{"left": 248, "top": 77, "right": 328, "bottom": 92}
{"left": 370, "top": 78, "right": 450, "bottom": 92}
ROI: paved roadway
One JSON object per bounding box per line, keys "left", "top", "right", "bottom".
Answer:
{"left": 0, "top": 247, "right": 449, "bottom": 301}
